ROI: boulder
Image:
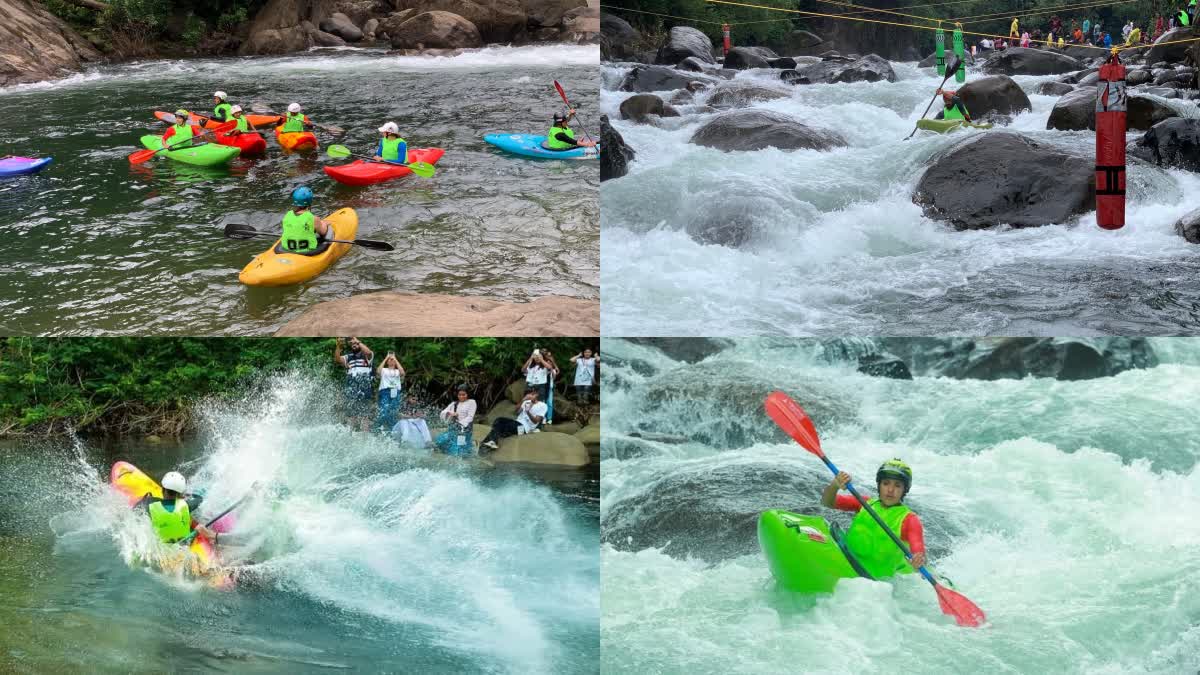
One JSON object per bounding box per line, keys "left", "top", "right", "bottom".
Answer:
{"left": 377, "top": 9, "right": 417, "bottom": 38}
{"left": 1127, "top": 68, "right": 1152, "bottom": 86}
{"left": 524, "top": 0, "right": 586, "bottom": 27}
{"left": 1036, "top": 81, "right": 1075, "bottom": 96}
{"left": 722, "top": 46, "right": 770, "bottom": 69}
{"left": 1175, "top": 208, "right": 1200, "bottom": 243}
{"left": 1047, "top": 88, "right": 1178, "bottom": 131}
{"left": 310, "top": 28, "right": 347, "bottom": 46}
{"left": 1057, "top": 67, "right": 1097, "bottom": 84}
{"left": 767, "top": 57, "right": 797, "bottom": 69}
{"left": 239, "top": 0, "right": 331, "bottom": 56}
{"left": 389, "top": 11, "right": 482, "bottom": 49}
{"left": 689, "top": 108, "right": 848, "bottom": 152}
{"left": 506, "top": 380, "right": 526, "bottom": 404}
{"left": 618, "top": 94, "right": 680, "bottom": 122}
{"left": 320, "top": 12, "right": 363, "bottom": 41}
{"left": 787, "top": 54, "right": 896, "bottom": 84}
{"left": 549, "top": 421, "right": 581, "bottom": 436}
{"left": 484, "top": 398, "right": 517, "bottom": 424}
{"left": 1146, "top": 27, "right": 1198, "bottom": 65}
{"left": 561, "top": 5, "right": 600, "bottom": 36}
{"left": 600, "top": 12, "right": 642, "bottom": 61}
{"left": 618, "top": 64, "right": 718, "bottom": 93}
{"left": 275, "top": 292, "right": 598, "bottom": 336}
{"left": 363, "top": 18, "right": 379, "bottom": 37}
{"left": 395, "top": 0, "right": 525, "bottom": 43}
{"left": 958, "top": 75, "right": 1032, "bottom": 118}
{"left": 676, "top": 56, "right": 709, "bottom": 72}
{"left": 625, "top": 338, "right": 730, "bottom": 363}
{"left": 914, "top": 131, "right": 1094, "bottom": 230}
{"left": 982, "top": 47, "right": 1083, "bottom": 75}
{"left": 655, "top": 26, "right": 715, "bottom": 65}
{"left": 1138, "top": 118, "right": 1200, "bottom": 171}
{"left": 600, "top": 114, "right": 635, "bottom": 181}
{"left": 490, "top": 431, "right": 591, "bottom": 467}
{"left": 704, "top": 82, "right": 790, "bottom": 108}
{"left": 0, "top": 0, "right": 102, "bottom": 86}
{"left": 587, "top": 413, "right": 600, "bottom": 428}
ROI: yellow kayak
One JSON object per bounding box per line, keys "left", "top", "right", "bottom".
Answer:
{"left": 238, "top": 208, "right": 358, "bottom": 286}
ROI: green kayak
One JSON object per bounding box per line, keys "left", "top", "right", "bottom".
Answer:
{"left": 758, "top": 510, "right": 867, "bottom": 593}
{"left": 138, "top": 135, "right": 240, "bottom": 167}
{"left": 916, "top": 119, "right": 994, "bottom": 134}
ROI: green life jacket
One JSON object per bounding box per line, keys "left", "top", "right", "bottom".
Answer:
{"left": 233, "top": 116, "right": 250, "bottom": 133}
{"left": 843, "top": 498, "right": 915, "bottom": 579}
{"left": 943, "top": 98, "right": 968, "bottom": 121}
{"left": 166, "top": 123, "right": 194, "bottom": 146}
{"left": 546, "top": 124, "right": 575, "bottom": 149}
{"left": 282, "top": 112, "right": 306, "bottom": 133}
{"left": 214, "top": 102, "right": 233, "bottom": 121}
{"left": 380, "top": 136, "right": 407, "bottom": 162}
{"left": 148, "top": 499, "right": 192, "bottom": 543}
{"left": 1179, "top": 10, "right": 1192, "bottom": 26}
{"left": 281, "top": 209, "right": 318, "bottom": 252}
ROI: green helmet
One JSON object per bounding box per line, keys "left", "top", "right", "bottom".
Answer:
{"left": 876, "top": 458, "right": 912, "bottom": 494}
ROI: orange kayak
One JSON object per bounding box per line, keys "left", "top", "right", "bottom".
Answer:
{"left": 153, "top": 110, "right": 280, "bottom": 129}
{"left": 275, "top": 127, "right": 318, "bottom": 151}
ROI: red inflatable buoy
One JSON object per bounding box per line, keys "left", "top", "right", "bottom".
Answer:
{"left": 1095, "top": 51, "right": 1126, "bottom": 230}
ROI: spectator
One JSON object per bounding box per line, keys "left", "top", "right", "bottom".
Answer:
{"left": 392, "top": 395, "right": 432, "bottom": 448}
{"left": 435, "top": 386, "right": 477, "bottom": 456}
{"left": 540, "top": 348, "right": 562, "bottom": 424}
{"left": 375, "top": 351, "right": 404, "bottom": 432}
{"left": 523, "top": 349, "right": 551, "bottom": 402}
{"left": 570, "top": 348, "right": 599, "bottom": 405}
{"left": 334, "top": 337, "right": 374, "bottom": 432}
{"left": 1083, "top": 18, "right": 1091, "bottom": 40}
{"left": 479, "top": 389, "right": 546, "bottom": 451}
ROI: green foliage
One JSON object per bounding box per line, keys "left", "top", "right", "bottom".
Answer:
{"left": 182, "top": 15, "right": 207, "bottom": 46}
{"left": 0, "top": 338, "right": 596, "bottom": 436}
{"left": 100, "top": 0, "right": 172, "bottom": 34}
{"left": 45, "top": 0, "right": 96, "bottom": 28}
{"left": 216, "top": 6, "right": 249, "bottom": 33}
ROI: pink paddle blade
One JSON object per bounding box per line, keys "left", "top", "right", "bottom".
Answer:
{"left": 764, "top": 391, "right": 823, "bottom": 457}
{"left": 936, "top": 585, "right": 987, "bottom": 627}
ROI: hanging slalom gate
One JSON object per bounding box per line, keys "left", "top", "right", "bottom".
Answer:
{"left": 1095, "top": 50, "right": 1127, "bottom": 230}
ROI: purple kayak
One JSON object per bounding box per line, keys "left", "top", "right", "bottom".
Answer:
{"left": 0, "top": 156, "right": 53, "bottom": 177}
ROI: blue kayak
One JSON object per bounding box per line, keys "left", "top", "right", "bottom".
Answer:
{"left": 483, "top": 133, "right": 599, "bottom": 160}
{"left": 0, "top": 156, "right": 52, "bottom": 177}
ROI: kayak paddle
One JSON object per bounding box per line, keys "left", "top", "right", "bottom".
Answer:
{"left": 129, "top": 120, "right": 238, "bottom": 164}
{"left": 223, "top": 222, "right": 396, "bottom": 251}
{"left": 178, "top": 490, "right": 254, "bottom": 545}
{"left": 171, "top": 109, "right": 261, "bottom": 133}
{"left": 905, "top": 56, "right": 964, "bottom": 140}
{"left": 250, "top": 102, "right": 345, "bottom": 136}
{"left": 554, "top": 80, "right": 598, "bottom": 147}
{"left": 764, "top": 390, "right": 987, "bottom": 628}
{"left": 325, "top": 144, "right": 437, "bottom": 178}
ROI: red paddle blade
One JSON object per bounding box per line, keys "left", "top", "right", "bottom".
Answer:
{"left": 935, "top": 585, "right": 987, "bottom": 627}
{"left": 213, "top": 120, "right": 238, "bottom": 134}
{"left": 128, "top": 148, "right": 156, "bottom": 164}
{"left": 764, "top": 391, "right": 824, "bottom": 457}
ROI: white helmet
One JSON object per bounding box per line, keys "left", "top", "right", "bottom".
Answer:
{"left": 288, "top": 102, "right": 302, "bottom": 113}
{"left": 378, "top": 121, "right": 399, "bottom": 134}
{"left": 161, "top": 471, "right": 186, "bottom": 493}
{"left": 230, "top": 104, "right": 243, "bottom": 114}
{"left": 214, "top": 91, "right": 227, "bottom": 100}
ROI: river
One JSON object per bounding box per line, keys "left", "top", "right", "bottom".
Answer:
{"left": 0, "top": 45, "right": 599, "bottom": 335}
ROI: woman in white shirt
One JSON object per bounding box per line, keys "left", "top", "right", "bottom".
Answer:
{"left": 523, "top": 349, "right": 551, "bottom": 403}
{"left": 376, "top": 352, "right": 404, "bottom": 432}
{"left": 570, "top": 348, "right": 599, "bottom": 405}
{"left": 435, "top": 386, "right": 477, "bottom": 456}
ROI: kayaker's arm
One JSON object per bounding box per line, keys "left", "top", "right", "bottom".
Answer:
{"left": 821, "top": 471, "right": 851, "bottom": 507}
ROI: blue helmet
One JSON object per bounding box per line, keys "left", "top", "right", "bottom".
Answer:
{"left": 291, "top": 186, "right": 313, "bottom": 207}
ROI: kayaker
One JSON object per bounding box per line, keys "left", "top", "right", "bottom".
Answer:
{"left": 162, "top": 109, "right": 202, "bottom": 147}
{"left": 545, "top": 112, "right": 596, "bottom": 151}
{"left": 373, "top": 122, "right": 408, "bottom": 163}
{"left": 212, "top": 91, "right": 233, "bottom": 122}
{"left": 279, "top": 103, "right": 311, "bottom": 133}
{"left": 135, "top": 471, "right": 216, "bottom": 546}
{"left": 821, "top": 459, "right": 927, "bottom": 578}
{"left": 228, "top": 105, "right": 256, "bottom": 135}
{"left": 935, "top": 88, "right": 974, "bottom": 123}
{"left": 280, "top": 186, "right": 330, "bottom": 254}
{"left": 335, "top": 337, "right": 375, "bottom": 432}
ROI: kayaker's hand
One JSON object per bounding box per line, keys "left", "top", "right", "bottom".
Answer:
{"left": 910, "top": 552, "right": 926, "bottom": 568}
{"left": 833, "top": 471, "right": 851, "bottom": 489}
{"left": 195, "top": 525, "right": 215, "bottom": 539}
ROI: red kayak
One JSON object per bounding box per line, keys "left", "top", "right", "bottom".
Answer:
{"left": 323, "top": 148, "right": 445, "bottom": 186}
{"left": 215, "top": 130, "right": 267, "bottom": 156}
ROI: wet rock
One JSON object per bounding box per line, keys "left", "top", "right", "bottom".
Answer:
{"left": 982, "top": 46, "right": 1083, "bottom": 75}
{"left": 914, "top": 131, "right": 1094, "bottom": 230}
{"left": 1176, "top": 208, "right": 1200, "bottom": 243}
{"left": 0, "top": 0, "right": 102, "bottom": 86}
{"left": 723, "top": 46, "right": 770, "bottom": 70}
{"left": 1077, "top": 71, "right": 1100, "bottom": 86}
{"left": 362, "top": 17, "right": 379, "bottom": 38}
{"left": 1047, "top": 88, "right": 1178, "bottom": 131}
{"left": 490, "top": 431, "right": 590, "bottom": 467}
{"left": 525, "top": 0, "right": 586, "bottom": 28}
{"left": 399, "top": 0, "right": 524, "bottom": 43}
{"left": 1139, "top": 118, "right": 1200, "bottom": 171}
{"left": 619, "top": 94, "right": 680, "bottom": 123}
{"left": 655, "top": 26, "right": 715, "bottom": 66}
{"left": 677, "top": 56, "right": 709, "bottom": 72}
{"left": 600, "top": 114, "right": 635, "bottom": 182}
{"left": 377, "top": 9, "right": 417, "bottom": 40}
{"left": 1057, "top": 67, "right": 1098, "bottom": 84}
{"left": 320, "top": 12, "right": 363, "bottom": 41}
{"left": 389, "top": 11, "right": 482, "bottom": 49}
{"left": 275, "top": 292, "right": 598, "bottom": 335}
{"left": 877, "top": 338, "right": 1158, "bottom": 379}
{"left": 1147, "top": 27, "right": 1198, "bottom": 64}
{"left": 704, "top": 82, "right": 791, "bottom": 108}
{"left": 857, "top": 354, "right": 912, "bottom": 380}
{"left": 689, "top": 108, "right": 848, "bottom": 152}
{"left": 618, "top": 64, "right": 718, "bottom": 93}
{"left": 1036, "top": 81, "right": 1075, "bottom": 96}
{"left": 788, "top": 53, "right": 896, "bottom": 84}
{"left": 767, "top": 57, "right": 797, "bottom": 69}
{"left": 958, "top": 75, "right": 1032, "bottom": 118}
{"left": 626, "top": 338, "right": 731, "bottom": 363}
{"left": 600, "top": 13, "right": 643, "bottom": 61}
{"left": 310, "top": 28, "right": 347, "bottom": 46}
